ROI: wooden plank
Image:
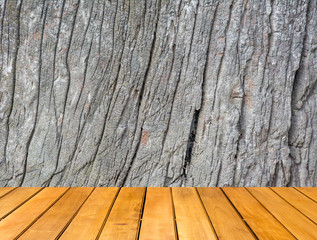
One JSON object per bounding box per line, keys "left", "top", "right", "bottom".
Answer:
{"left": 0, "top": 187, "right": 15, "bottom": 198}
{"left": 0, "top": 187, "right": 42, "bottom": 220}
{"left": 223, "top": 187, "right": 295, "bottom": 240}
{"left": 197, "top": 187, "right": 255, "bottom": 239}
{"left": 98, "top": 187, "right": 146, "bottom": 240}
{"left": 272, "top": 187, "right": 317, "bottom": 223}
{"left": 19, "top": 187, "right": 94, "bottom": 240}
{"left": 0, "top": 187, "right": 68, "bottom": 240}
{"left": 59, "top": 187, "right": 119, "bottom": 240}
{"left": 296, "top": 187, "right": 317, "bottom": 202}
{"left": 139, "top": 187, "right": 176, "bottom": 240}
{"left": 172, "top": 187, "right": 217, "bottom": 240}
{"left": 248, "top": 187, "right": 317, "bottom": 240}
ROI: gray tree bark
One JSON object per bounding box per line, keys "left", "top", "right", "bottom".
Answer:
{"left": 0, "top": 0, "right": 316, "bottom": 187}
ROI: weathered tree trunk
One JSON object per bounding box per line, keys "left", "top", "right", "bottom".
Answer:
{"left": 0, "top": 0, "right": 316, "bottom": 187}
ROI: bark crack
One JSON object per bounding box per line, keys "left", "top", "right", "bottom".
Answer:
{"left": 5, "top": 0, "right": 22, "bottom": 174}
{"left": 183, "top": 109, "right": 199, "bottom": 179}
{"left": 121, "top": 0, "right": 162, "bottom": 187}
{"left": 21, "top": 1, "right": 49, "bottom": 186}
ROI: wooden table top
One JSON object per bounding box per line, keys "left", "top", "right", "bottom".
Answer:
{"left": 0, "top": 187, "right": 316, "bottom": 239}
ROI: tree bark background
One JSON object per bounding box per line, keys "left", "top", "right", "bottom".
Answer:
{"left": 0, "top": 0, "right": 316, "bottom": 187}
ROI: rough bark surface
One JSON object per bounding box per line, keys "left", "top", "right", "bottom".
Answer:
{"left": 0, "top": 0, "right": 316, "bottom": 187}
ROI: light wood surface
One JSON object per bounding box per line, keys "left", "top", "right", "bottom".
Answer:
{"left": 0, "top": 187, "right": 15, "bottom": 198}
{"left": 139, "top": 187, "right": 176, "bottom": 240}
{"left": 0, "top": 187, "right": 68, "bottom": 240}
{"left": 272, "top": 187, "right": 317, "bottom": 223}
{"left": 18, "top": 187, "right": 93, "bottom": 240}
{"left": 248, "top": 187, "right": 317, "bottom": 240}
{"left": 98, "top": 187, "right": 146, "bottom": 240}
{"left": 172, "top": 187, "right": 217, "bottom": 240}
{"left": 296, "top": 187, "right": 317, "bottom": 202}
{"left": 197, "top": 187, "right": 255, "bottom": 239}
{"left": 222, "top": 187, "right": 296, "bottom": 240}
{"left": 0, "top": 187, "right": 42, "bottom": 220}
{"left": 0, "top": 187, "right": 315, "bottom": 239}
{"left": 59, "top": 187, "right": 119, "bottom": 240}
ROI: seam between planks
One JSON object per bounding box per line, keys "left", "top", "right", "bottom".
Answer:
{"left": 194, "top": 187, "right": 219, "bottom": 240}
{"left": 136, "top": 187, "right": 147, "bottom": 240}
{"left": 244, "top": 187, "right": 297, "bottom": 239}
{"left": 219, "top": 188, "right": 259, "bottom": 240}
{"left": 14, "top": 187, "right": 71, "bottom": 240}
{"left": 55, "top": 187, "right": 96, "bottom": 240}
{"left": 1, "top": 188, "right": 44, "bottom": 221}
{"left": 0, "top": 188, "right": 17, "bottom": 199}
{"left": 294, "top": 187, "right": 317, "bottom": 203}
{"left": 269, "top": 187, "right": 317, "bottom": 225}
{"left": 169, "top": 188, "right": 179, "bottom": 240}
{"left": 95, "top": 187, "right": 122, "bottom": 240}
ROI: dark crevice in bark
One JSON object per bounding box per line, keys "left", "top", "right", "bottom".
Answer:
{"left": 121, "top": 0, "right": 161, "bottom": 187}
{"left": 161, "top": 1, "right": 201, "bottom": 186}
{"left": 92, "top": 0, "right": 132, "bottom": 186}
{"left": 214, "top": 1, "right": 234, "bottom": 187}
{"left": 88, "top": 1, "right": 123, "bottom": 186}
{"left": 287, "top": 0, "right": 311, "bottom": 187}
{"left": 260, "top": 0, "right": 274, "bottom": 186}
{"left": 159, "top": 44, "right": 176, "bottom": 160}
{"left": 232, "top": 0, "right": 249, "bottom": 186}
{"left": 0, "top": 0, "right": 8, "bottom": 170}
{"left": 49, "top": 0, "right": 80, "bottom": 186}
{"left": 21, "top": 1, "right": 49, "bottom": 187}
{"left": 5, "top": 0, "right": 22, "bottom": 175}
{"left": 184, "top": 2, "right": 219, "bottom": 186}
{"left": 183, "top": 109, "right": 199, "bottom": 179}
{"left": 49, "top": 0, "right": 66, "bottom": 111}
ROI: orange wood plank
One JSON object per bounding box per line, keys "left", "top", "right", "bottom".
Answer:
{"left": 172, "top": 187, "right": 217, "bottom": 240}
{"left": 197, "top": 187, "right": 255, "bottom": 239}
{"left": 18, "top": 187, "right": 94, "bottom": 240}
{"left": 271, "top": 187, "right": 317, "bottom": 223}
{"left": 223, "top": 187, "right": 295, "bottom": 240}
{"left": 0, "top": 187, "right": 15, "bottom": 198}
{"left": 0, "top": 187, "right": 68, "bottom": 240}
{"left": 248, "top": 187, "right": 317, "bottom": 240}
{"left": 98, "top": 187, "right": 146, "bottom": 240}
{"left": 59, "top": 187, "right": 119, "bottom": 240}
{"left": 0, "top": 187, "right": 42, "bottom": 220}
{"left": 296, "top": 187, "right": 317, "bottom": 202}
{"left": 139, "top": 187, "right": 176, "bottom": 240}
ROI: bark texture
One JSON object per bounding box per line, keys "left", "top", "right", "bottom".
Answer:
{"left": 0, "top": 0, "right": 316, "bottom": 187}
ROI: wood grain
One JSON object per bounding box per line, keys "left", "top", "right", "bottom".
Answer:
{"left": 18, "top": 187, "right": 93, "bottom": 240}
{"left": 271, "top": 187, "right": 317, "bottom": 223}
{"left": 0, "top": 187, "right": 42, "bottom": 220}
{"left": 248, "top": 187, "right": 317, "bottom": 240}
{"left": 139, "top": 188, "right": 176, "bottom": 240}
{"left": 59, "top": 187, "right": 119, "bottom": 240}
{"left": 0, "top": 187, "right": 68, "bottom": 240}
{"left": 0, "top": 188, "right": 16, "bottom": 198}
{"left": 197, "top": 187, "right": 255, "bottom": 239}
{"left": 98, "top": 187, "right": 146, "bottom": 240}
{"left": 296, "top": 187, "right": 317, "bottom": 202}
{"left": 223, "top": 187, "right": 296, "bottom": 240}
{"left": 172, "top": 187, "right": 217, "bottom": 240}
